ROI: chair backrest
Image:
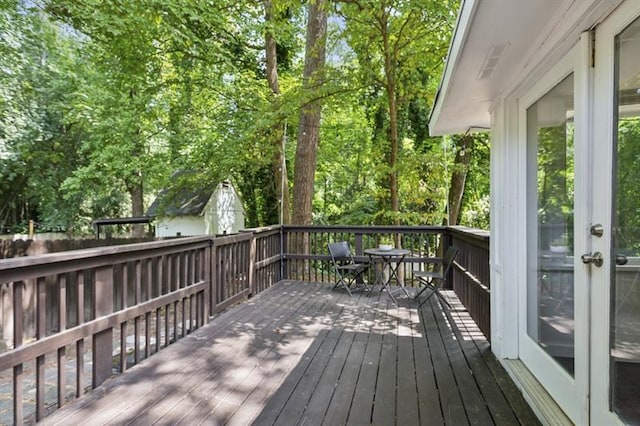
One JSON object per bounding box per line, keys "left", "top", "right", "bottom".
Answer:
{"left": 328, "top": 241, "right": 353, "bottom": 263}
{"left": 441, "top": 246, "right": 459, "bottom": 275}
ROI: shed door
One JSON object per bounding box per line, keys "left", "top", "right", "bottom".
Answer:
{"left": 591, "top": 1, "right": 640, "bottom": 424}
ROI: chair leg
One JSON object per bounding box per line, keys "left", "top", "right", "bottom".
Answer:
{"left": 418, "top": 285, "right": 452, "bottom": 308}
{"left": 417, "top": 287, "right": 436, "bottom": 307}
{"left": 333, "top": 277, "right": 353, "bottom": 296}
{"left": 416, "top": 278, "right": 452, "bottom": 309}
{"left": 354, "top": 270, "right": 371, "bottom": 292}
{"left": 414, "top": 280, "right": 431, "bottom": 299}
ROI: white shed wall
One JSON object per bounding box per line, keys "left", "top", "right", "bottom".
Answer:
{"left": 155, "top": 216, "right": 206, "bottom": 237}
{"left": 204, "top": 183, "right": 245, "bottom": 235}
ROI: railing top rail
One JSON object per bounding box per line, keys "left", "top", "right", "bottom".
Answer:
{"left": 0, "top": 235, "right": 211, "bottom": 272}
{"left": 447, "top": 225, "right": 489, "bottom": 239}
{"left": 447, "top": 226, "right": 490, "bottom": 247}
{"left": 283, "top": 225, "right": 447, "bottom": 233}
{"left": 240, "top": 225, "right": 282, "bottom": 234}
{"left": 213, "top": 232, "right": 253, "bottom": 245}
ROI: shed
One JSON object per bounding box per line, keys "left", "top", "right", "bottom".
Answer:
{"left": 147, "top": 180, "right": 245, "bottom": 237}
{"left": 430, "top": 0, "right": 640, "bottom": 424}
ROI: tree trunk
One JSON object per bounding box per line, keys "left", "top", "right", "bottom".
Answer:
{"left": 386, "top": 78, "right": 399, "bottom": 222}
{"left": 291, "top": 0, "right": 327, "bottom": 226}
{"left": 382, "top": 18, "right": 400, "bottom": 225}
{"left": 264, "top": 0, "right": 290, "bottom": 224}
{"left": 447, "top": 134, "right": 473, "bottom": 225}
{"left": 128, "top": 88, "right": 145, "bottom": 238}
{"left": 129, "top": 176, "right": 145, "bottom": 237}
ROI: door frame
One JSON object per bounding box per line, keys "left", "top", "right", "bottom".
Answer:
{"left": 516, "top": 35, "right": 592, "bottom": 425}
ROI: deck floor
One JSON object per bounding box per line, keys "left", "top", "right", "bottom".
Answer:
{"left": 41, "top": 281, "right": 539, "bottom": 425}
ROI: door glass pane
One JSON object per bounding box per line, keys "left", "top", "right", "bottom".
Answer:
{"left": 527, "top": 74, "right": 575, "bottom": 376}
{"left": 612, "top": 16, "right": 640, "bottom": 424}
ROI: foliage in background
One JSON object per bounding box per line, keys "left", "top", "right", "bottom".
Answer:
{"left": 337, "top": 0, "right": 457, "bottom": 224}
{"left": 0, "top": 0, "right": 491, "bottom": 236}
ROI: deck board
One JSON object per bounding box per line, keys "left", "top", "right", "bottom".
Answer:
{"left": 421, "top": 299, "right": 469, "bottom": 425}
{"left": 40, "top": 281, "right": 539, "bottom": 426}
{"left": 431, "top": 296, "right": 495, "bottom": 426}
{"left": 396, "top": 301, "right": 420, "bottom": 425}
{"left": 346, "top": 296, "right": 388, "bottom": 425}
{"left": 412, "top": 303, "right": 444, "bottom": 426}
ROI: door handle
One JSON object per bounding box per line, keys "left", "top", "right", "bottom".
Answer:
{"left": 581, "top": 252, "right": 604, "bottom": 267}
{"left": 616, "top": 254, "right": 628, "bottom": 266}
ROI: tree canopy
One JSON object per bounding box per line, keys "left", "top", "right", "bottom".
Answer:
{"left": 0, "top": 0, "right": 490, "bottom": 236}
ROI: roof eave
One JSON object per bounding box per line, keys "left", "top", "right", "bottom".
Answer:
{"left": 428, "top": 0, "right": 479, "bottom": 137}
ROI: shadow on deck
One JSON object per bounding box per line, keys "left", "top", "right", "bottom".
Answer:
{"left": 40, "top": 281, "right": 538, "bottom": 425}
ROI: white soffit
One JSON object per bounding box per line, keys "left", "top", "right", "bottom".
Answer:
{"left": 429, "top": 0, "right": 622, "bottom": 136}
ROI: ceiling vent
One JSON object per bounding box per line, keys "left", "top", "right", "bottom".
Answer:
{"left": 477, "top": 43, "right": 509, "bottom": 80}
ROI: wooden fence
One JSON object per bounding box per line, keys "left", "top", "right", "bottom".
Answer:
{"left": 0, "top": 224, "right": 488, "bottom": 424}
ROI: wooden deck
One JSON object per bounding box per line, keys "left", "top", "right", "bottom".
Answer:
{"left": 40, "top": 281, "right": 538, "bottom": 425}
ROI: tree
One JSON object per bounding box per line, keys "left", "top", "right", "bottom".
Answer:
{"left": 0, "top": 0, "right": 470, "bottom": 235}
{"left": 291, "top": 0, "right": 328, "bottom": 226}
{"left": 447, "top": 134, "right": 473, "bottom": 225}
{"left": 339, "top": 0, "right": 454, "bottom": 224}
{"left": 264, "top": 0, "right": 291, "bottom": 224}
{"left": 44, "top": 0, "right": 269, "bottom": 232}
{"left": 0, "top": 1, "right": 89, "bottom": 232}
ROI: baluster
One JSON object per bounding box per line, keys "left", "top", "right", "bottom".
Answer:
{"left": 36, "top": 277, "right": 46, "bottom": 421}
{"left": 173, "top": 300, "right": 178, "bottom": 343}
{"left": 76, "top": 271, "right": 84, "bottom": 398}
{"left": 58, "top": 274, "right": 66, "bottom": 408}
{"left": 92, "top": 266, "right": 114, "bottom": 388}
{"left": 13, "top": 280, "right": 24, "bottom": 425}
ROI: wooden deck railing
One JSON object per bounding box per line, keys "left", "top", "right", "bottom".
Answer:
{"left": 210, "top": 226, "right": 282, "bottom": 315}
{"left": 448, "top": 226, "right": 491, "bottom": 340}
{"left": 280, "top": 225, "right": 491, "bottom": 340}
{"left": 281, "top": 225, "right": 445, "bottom": 285}
{"left": 0, "top": 226, "right": 281, "bottom": 424}
{"left": 0, "top": 224, "right": 488, "bottom": 424}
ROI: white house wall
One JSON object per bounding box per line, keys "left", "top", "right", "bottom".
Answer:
{"left": 431, "top": 0, "right": 640, "bottom": 423}
{"left": 490, "top": 25, "right": 618, "bottom": 424}
{"left": 486, "top": 0, "right": 626, "bottom": 361}
{"left": 490, "top": 97, "right": 522, "bottom": 360}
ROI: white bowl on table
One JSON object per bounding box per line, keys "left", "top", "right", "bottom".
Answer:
{"left": 378, "top": 244, "right": 393, "bottom": 251}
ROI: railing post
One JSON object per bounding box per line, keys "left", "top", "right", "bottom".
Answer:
{"left": 354, "top": 233, "right": 365, "bottom": 284}
{"left": 248, "top": 231, "right": 256, "bottom": 296}
{"left": 354, "top": 233, "right": 363, "bottom": 256}
{"left": 92, "top": 266, "right": 113, "bottom": 388}
{"left": 204, "top": 240, "right": 212, "bottom": 321}
{"left": 443, "top": 228, "right": 454, "bottom": 290}
{"left": 280, "top": 226, "right": 288, "bottom": 281}
{"left": 211, "top": 239, "right": 218, "bottom": 316}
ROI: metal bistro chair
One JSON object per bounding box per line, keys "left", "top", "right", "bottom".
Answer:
{"left": 328, "top": 241, "right": 370, "bottom": 296}
{"left": 414, "top": 246, "right": 459, "bottom": 308}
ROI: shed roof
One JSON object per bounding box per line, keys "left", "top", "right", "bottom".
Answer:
{"left": 146, "top": 186, "right": 212, "bottom": 217}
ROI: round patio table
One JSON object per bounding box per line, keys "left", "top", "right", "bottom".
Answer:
{"left": 364, "top": 248, "right": 411, "bottom": 303}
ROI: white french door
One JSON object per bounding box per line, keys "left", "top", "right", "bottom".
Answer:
{"left": 519, "top": 39, "right": 591, "bottom": 425}
{"left": 591, "top": 1, "right": 640, "bottom": 424}
{"left": 517, "top": 2, "right": 640, "bottom": 424}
